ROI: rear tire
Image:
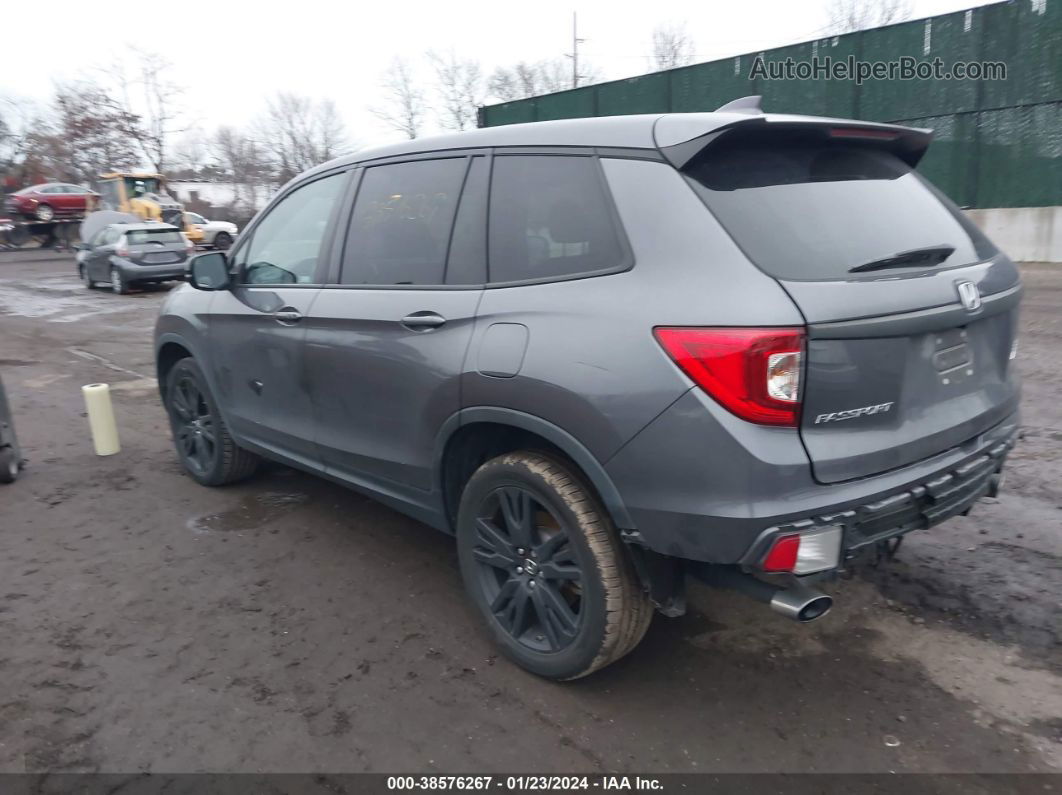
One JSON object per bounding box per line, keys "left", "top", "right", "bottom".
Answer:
{"left": 163, "top": 357, "right": 260, "bottom": 486}
{"left": 110, "top": 265, "right": 129, "bottom": 295}
{"left": 456, "top": 451, "right": 652, "bottom": 680}
{"left": 0, "top": 447, "right": 18, "bottom": 483}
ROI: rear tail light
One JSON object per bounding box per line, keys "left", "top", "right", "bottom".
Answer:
{"left": 763, "top": 526, "right": 843, "bottom": 575}
{"left": 181, "top": 233, "right": 195, "bottom": 255}
{"left": 654, "top": 327, "right": 804, "bottom": 426}
{"left": 116, "top": 239, "right": 129, "bottom": 257}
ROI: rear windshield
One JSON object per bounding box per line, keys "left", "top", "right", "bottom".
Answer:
{"left": 125, "top": 229, "right": 182, "bottom": 245}
{"left": 684, "top": 132, "right": 996, "bottom": 281}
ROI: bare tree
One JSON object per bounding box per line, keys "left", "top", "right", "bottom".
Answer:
{"left": 255, "top": 92, "right": 351, "bottom": 184}
{"left": 427, "top": 50, "right": 483, "bottom": 131}
{"left": 0, "top": 96, "right": 42, "bottom": 185}
{"left": 487, "top": 58, "right": 600, "bottom": 102}
{"left": 171, "top": 131, "right": 209, "bottom": 175}
{"left": 651, "top": 22, "right": 696, "bottom": 71}
{"left": 372, "top": 58, "right": 425, "bottom": 139}
{"left": 103, "top": 49, "right": 189, "bottom": 173}
{"left": 824, "top": 0, "right": 913, "bottom": 33}
{"left": 0, "top": 86, "right": 137, "bottom": 187}
{"left": 212, "top": 126, "right": 272, "bottom": 209}
{"left": 51, "top": 82, "right": 141, "bottom": 182}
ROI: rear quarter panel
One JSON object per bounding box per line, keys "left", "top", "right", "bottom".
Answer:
{"left": 462, "top": 157, "right": 804, "bottom": 463}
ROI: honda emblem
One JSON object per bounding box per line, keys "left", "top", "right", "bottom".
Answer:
{"left": 956, "top": 281, "right": 982, "bottom": 312}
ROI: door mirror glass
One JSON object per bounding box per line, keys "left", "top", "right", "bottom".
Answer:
{"left": 189, "top": 252, "right": 231, "bottom": 290}
{"left": 245, "top": 261, "right": 297, "bottom": 285}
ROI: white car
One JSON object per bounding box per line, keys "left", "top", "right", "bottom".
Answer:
{"left": 184, "top": 213, "right": 238, "bottom": 250}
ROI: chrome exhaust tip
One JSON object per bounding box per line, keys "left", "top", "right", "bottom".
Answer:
{"left": 769, "top": 584, "right": 833, "bottom": 622}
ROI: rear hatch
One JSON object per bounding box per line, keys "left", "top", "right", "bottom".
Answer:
{"left": 123, "top": 227, "right": 189, "bottom": 267}
{"left": 682, "top": 123, "right": 1021, "bottom": 484}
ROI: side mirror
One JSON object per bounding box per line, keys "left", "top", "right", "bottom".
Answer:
{"left": 188, "top": 252, "right": 231, "bottom": 290}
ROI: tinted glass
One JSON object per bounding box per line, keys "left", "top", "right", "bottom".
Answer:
{"left": 342, "top": 158, "right": 465, "bottom": 286}
{"left": 242, "top": 172, "right": 345, "bottom": 285}
{"left": 126, "top": 228, "right": 183, "bottom": 245}
{"left": 684, "top": 134, "right": 997, "bottom": 281}
{"left": 488, "top": 156, "right": 626, "bottom": 284}
{"left": 446, "top": 156, "right": 488, "bottom": 285}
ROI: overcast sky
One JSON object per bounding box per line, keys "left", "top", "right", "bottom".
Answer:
{"left": 3, "top": 0, "right": 997, "bottom": 151}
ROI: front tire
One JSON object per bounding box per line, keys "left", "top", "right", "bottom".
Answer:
{"left": 213, "top": 231, "right": 232, "bottom": 251}
{"left": 164, "top": 357, "right": 260, "bottom": 486}
{"left": 456, "top": 452, "right": 652, "bottom": 680}
{"left": 35, "top": 203, "right": 54, "bottom": 222}
{"left": 79, "top": 263, "right": 95, "bottom": 289}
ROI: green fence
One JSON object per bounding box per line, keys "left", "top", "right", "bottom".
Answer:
{"left": 479, "top": 0, "right": 1062, "bottom": 209}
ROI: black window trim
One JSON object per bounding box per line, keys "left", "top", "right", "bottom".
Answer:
{"left": 227, "top": 167, "right": 354, "bottom": 289}
{"left": 325, "top": 152, "right": 488, "bottom": 292}
{"left": 483, "top": 151, "right": 635, "bottom": 290}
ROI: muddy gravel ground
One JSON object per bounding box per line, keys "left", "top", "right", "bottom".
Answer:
{"left": 0, "top": 249, "right": 1058, "bottom": 775}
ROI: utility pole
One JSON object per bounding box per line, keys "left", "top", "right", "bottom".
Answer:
{"left": 567, "top": 12, "right": 585, "bottom": 89}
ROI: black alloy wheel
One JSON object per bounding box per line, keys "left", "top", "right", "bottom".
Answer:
{"left": 471, "top": 485, "right": 584, "bottom": 653}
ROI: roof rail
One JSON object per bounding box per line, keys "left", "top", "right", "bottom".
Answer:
{"left": 714, "top": 95, "right": 763, "bottom": 115}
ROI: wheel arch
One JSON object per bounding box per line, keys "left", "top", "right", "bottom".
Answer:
{"left": 434, "top": 407, "right": 636, "bottom": 534}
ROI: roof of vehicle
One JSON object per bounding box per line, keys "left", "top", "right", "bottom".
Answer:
{"left": 14, "top": 182, "right": 63, "bottom": 193}
{"left": 299, "top": 108, "right": 931, "bottom": 183}
{"left": 108, "top": 222, "right": 181, "bottom": 233}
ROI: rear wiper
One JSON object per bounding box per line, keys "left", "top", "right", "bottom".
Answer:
{"left": 848, "top": 244, "right": 955, "bottom": 273}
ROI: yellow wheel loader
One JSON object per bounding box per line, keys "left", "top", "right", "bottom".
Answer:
{"left": 95, "top": 173, "right": 204, "bottom": 245}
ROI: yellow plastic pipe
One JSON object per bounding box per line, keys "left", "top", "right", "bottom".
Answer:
{"left": 82, "top": 383, "right": 120, "bottom": 456}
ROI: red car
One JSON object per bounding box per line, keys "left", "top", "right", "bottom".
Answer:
{"left": 3, "top": 183, "right": 98, "bottom": 222}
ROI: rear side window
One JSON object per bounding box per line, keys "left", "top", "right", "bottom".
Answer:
{"left": 125, "top": 229, "right": 183, "bottom": 245}
{"left": 488, "top": 155, "right": 627, "bottom": 284}
{"left": 342, "top": 158, "right": 466, "bottom": 286}
{"left": 684, "top": 132, "right": 996, "bottom": 281}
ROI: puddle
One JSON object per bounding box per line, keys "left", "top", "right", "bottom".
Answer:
{"left": 187, "top": 492, "right": 309, "bottom": 534}
{"left": 0, "top": 277, "right": 138, "bottom": 322}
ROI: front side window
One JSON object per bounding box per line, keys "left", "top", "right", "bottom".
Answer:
{"left": 241, "top": 172, "right": 346, "bottom": 285}
{"left": 488, "top": 155, "right": 627, "bottom": 284}
{"left": 341, "top": 158, "right": 466, "bottom": 286}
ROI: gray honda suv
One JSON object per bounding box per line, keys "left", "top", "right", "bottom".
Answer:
{"left": 155, "top": 99, "right": 1021, "bottom": 679}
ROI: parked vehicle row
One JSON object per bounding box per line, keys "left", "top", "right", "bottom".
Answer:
{"left": 154, "top": 101, "right": 1021, "bottom": 679}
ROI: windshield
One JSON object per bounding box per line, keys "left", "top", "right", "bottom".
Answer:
{"left": 125, "top": 228, "right": 183, "bottom": 245}
{"left": 684, "top": 132, "right": 996, "bottom": 281}
{"left": 125, "top": 177, "right": 162, "bottom": 196}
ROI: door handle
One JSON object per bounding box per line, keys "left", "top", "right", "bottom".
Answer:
{"left": 274, "top": 307, "right": 302, "bottom": 325}
{"left": 401, "top": 312, "right": 446, "bottom": 331}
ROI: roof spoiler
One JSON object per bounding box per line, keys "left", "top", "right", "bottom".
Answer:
{"left": 657, "top": 115, "right": 934, "bottom": 170}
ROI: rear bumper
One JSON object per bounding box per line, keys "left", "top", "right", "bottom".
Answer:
{"left": 604, "top": 387, "right": 1020, "bottom": 565}
{"left": 114, "top": 259, "right": 188, "bottom": 282}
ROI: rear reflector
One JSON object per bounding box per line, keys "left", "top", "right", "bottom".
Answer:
{"left": 763, "top": 526, "right": 843, "bottom": 575}
{"left": 763, "top": 534, "right": 800, "bottom": 572}
{"left": 654, "top": 327, "right": 804, "bottom": 426}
